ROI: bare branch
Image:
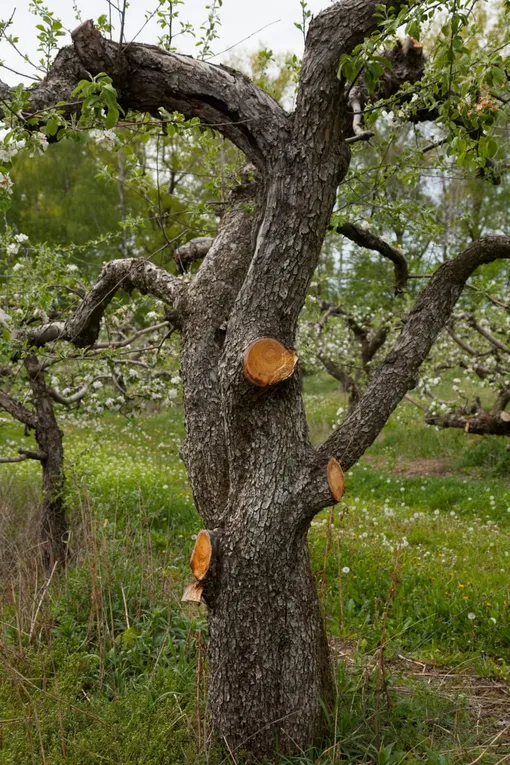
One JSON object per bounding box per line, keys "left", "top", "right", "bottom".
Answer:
{"left": 92, "top": 321, "right": 170, "bottom": 349}
{"left": 335, "top": 223, "right": 409, "bottom": 293}
{"left": 446, "top": 324, "right": 481, "bottom": 357}
{"left": 0, "top": 448, "right": 44, "bottom": 464}
{"left": 47, "top": 382, "right": 90, "bottom": 406}
{"left": 0, "top": 391, "right": 37, "bottom": 428}
{"left": 425, "top": 408, "right": 510, "bottom": 436}
{"left": 317, "top": 353, "right": 360, "bottom": 407}
{"left": 25, "top": 260, "right": 184, "bottom": 350}
{"left": 174, "top": 237, "right": 214, "bottom": 271}
{"left": 463, "top": 313, "right": 510, "bottom": 354}
{"left": 19, "top": 448, "right": 46, "bottom": 461}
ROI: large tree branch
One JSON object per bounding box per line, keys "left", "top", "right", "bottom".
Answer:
{"left": 305, "top": 235, "right": 510, "bottom": 511}
{"left": 174, "top": 237, "right": 214, "bottom": 271}
{"left": 425, "top": 408, "right": 510, "bottom": 436}
{"left": 295, "top": 0, "right": 406, "bottom": 126}
{"left": 0, "top": 46, "right": 88, "bottom": 123}
{"left": 25, "top": 260, "right": 184, "bottom": 349}
{"left": 3, "top": 21, "right": 287, "bottom": 168}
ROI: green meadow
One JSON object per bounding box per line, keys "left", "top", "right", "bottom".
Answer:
{"left": 1, "top": 375, "right": 509, "bottom": 764}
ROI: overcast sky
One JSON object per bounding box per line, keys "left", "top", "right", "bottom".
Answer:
{"left": 1, "top": 0, "right": 333, "bottom": 86}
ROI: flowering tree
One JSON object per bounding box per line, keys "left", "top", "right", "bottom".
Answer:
{"left": 0, "top": 0, "right": 510, "bottom": 757}
{"left": 0, "top": 231, "right": 180, "bottom": 565}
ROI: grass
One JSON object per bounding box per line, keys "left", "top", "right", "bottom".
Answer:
{"left": 0, "top": 375, "right": 509, "bottom": 763}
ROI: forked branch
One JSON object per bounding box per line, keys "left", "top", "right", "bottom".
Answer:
{"left": 25, "top": 259, "right": 184, "bottom": 349}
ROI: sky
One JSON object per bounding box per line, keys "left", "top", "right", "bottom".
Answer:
{"left": 1, "top": 0, "right": 333, "bottom": 86}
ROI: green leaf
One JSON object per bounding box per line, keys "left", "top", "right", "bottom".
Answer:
{"left": 45, "top": 116, "right": 58, "bottom": 136}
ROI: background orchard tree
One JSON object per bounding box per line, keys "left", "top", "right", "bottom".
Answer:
{"left": 0, "top": 0, "right": 510, "bottom": 758}
{"left": 0, "top": 230, "right": 180, "bottom": 566}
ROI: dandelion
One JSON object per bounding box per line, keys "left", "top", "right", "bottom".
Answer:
{"left": 434, "top": 509, "right": 440, "bottom": 516}
{"left": 342, "top": 566, "right": 350, "bottom": 574}
{"left": 467, "top": 612, "right": 476, "bottom": 620}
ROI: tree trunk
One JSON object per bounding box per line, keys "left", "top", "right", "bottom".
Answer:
{"left": 207, "top": 518, "right": 332, "bottom": 757}
{"left": 38, "top": 429, "right": 66, "bottom": 568}
{"left": 26, "top": 356, "right": 67, "bottom": 567}
{"left": 12, "top": 13, "right": 510, "bottom": 761}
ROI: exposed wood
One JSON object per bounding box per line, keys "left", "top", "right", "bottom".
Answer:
{"left": 243, "top": 338, "right": 298, "bottom": 387}
{"left": 501, "top": 411, "right": 510, "bottom": 422}
{"left": 182, "top": 581, "right": 204, "bottom": 604}
{"left": 327, "top": 457, "right": 345, "bottom": 502}
{"left": 190, "top": 530, "right": 215, "bottom": 581}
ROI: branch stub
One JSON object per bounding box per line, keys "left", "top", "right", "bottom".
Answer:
{"left": 327, "top": 457, "right": 345, "bottom": 502}
{"left": 243, "top": 338, "right": 298, "bottom": 387}
{"left": 190, "top": 529, "right": 215, "bottom": 581}
{"left": 181, "top": 581, "right": 204, "bottom": 604}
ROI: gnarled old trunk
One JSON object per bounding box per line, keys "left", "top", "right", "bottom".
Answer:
{"left": 12, "top": 8, "right": 510, "bottom": 760}
{"left": 207, "top": 522, "right": 332, "bottom": 755}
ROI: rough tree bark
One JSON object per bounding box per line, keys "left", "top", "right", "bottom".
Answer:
{"left": 0, "top": 357, "right": 66, "bottom": 567}
{"left": 25, "top": 356, "right": 67, "bottom": 567}
{"left": 3, "top": 1, "right": 510, "bottom": 757}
